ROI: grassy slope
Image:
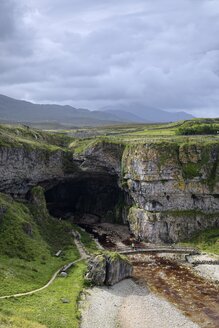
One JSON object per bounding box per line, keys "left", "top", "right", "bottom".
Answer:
{"left": 67, "top": 119, "right": 219, "bottom": 156}
{"left": 0, "top": 192, "right": 88, "bottom": 328}
{"left": 0, "top": 314, "right": 46, "bottom": 328}
{"left": 0, "top": 262, "right": 87, "bottom": 328}
{"left": 0, "top": 119, "right": 218, "bottom": 152}
{"left": 0, "top": 124, "right": 73, "bottom": 153}
{"left": 0, "top": 193, "right": 80, "bottom": 296}
{"left": 180, "top": 228, "right": 219, "bottom": 255}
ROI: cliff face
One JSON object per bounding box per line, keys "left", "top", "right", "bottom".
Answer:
{"left": 128, "top": 207, "right": 219, "bottom": 243}
{"left": 0, "top": 146, "right": 66, "bottom": 194}
{"left": 123, "top": 142, "right": 219, "bottom": 211}
{"left": 122, "top": 142, "right": 219, "bottom": 242}
{"left": 0, "top": 131, "right": 218, "bottom": 244}
{"left": 73, "top": 140, "right": 219, "bottom": 243}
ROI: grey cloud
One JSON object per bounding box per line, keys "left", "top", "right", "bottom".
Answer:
{"left": 0, "top": 0, "right": 16, "bottom": 40}
{"left": 0, "top": 0, "right": 219, "bottom": 117}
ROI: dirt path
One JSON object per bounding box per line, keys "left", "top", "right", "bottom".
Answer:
{"left": 0, "top": 239, "right": 86, "bottom": 300}
{"left": 74, "top": 239, "right": 90, "bottom": 259}
{"left": 80, "top": 279, "right": 199, "bottom": 328}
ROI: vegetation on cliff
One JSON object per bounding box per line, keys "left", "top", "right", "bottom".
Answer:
{"left": 0, "top": 119, "right": 218, "bottom": 157}
{"left": 180, "top": 228, "right": 219, "bottom": 255}
{"left": 176, "top": 119, "right": 219, "bottom": 135}
{"left": 0, "top": 124, "right": 71, "bottom": 150}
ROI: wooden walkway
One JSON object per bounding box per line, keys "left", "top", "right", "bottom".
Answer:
{"left": 117, "top": 246, "right": 199, "bottom": 255}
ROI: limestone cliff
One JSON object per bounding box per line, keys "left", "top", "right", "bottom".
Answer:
{"left": 0, "top": 126, "right": 218, "bottom": 244}
{"left": 0, "top": 125, "right": 77, "bottom": 195}
{"left": 0, "top": 147, "right": 65, "bottom": 194}
{"left": 78, "top": 140, "right": 219, "bottom": 243}
{"left": 122, "top": 141, "right": 219, "bottom": 242}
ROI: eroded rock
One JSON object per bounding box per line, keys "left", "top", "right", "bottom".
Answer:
{"left": 86, "top": 252, "right": 133, "bottom": 286}
{"left": 128, "top": 206, "right": 219, "bottom": 243}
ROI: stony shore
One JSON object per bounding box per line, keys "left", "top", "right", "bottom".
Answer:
{"left": 80, "top": 279, "right": 199, "bottom": 328}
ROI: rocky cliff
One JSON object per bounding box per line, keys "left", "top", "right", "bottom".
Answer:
{"left": 122, "top": 141, "right": 219, "bottom": 242}
{"left": 0, "top": 125, "right": 218, "bottom": 244}
{"left": 0, "top": 147, "right": 66, "bottom": 194}
{"left": 78, "top": 140, "right": 219, "bottom": 243}
{"left": 86, "top": 252, "right": 132, "bottom": 286}
{"left": 0, "top": 125, "right": 78, "bottom": 195}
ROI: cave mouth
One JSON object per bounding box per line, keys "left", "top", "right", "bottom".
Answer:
{"left": 45, "top": 174, "right": 125, "bottom": 224}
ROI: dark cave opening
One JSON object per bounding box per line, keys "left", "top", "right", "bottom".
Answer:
{"left": 45, "top": 174, "right": 125, "bottom": 224}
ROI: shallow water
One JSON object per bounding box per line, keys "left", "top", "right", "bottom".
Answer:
{"left": 79, "top": 224, "right": 219, "bottom": 327}
{"left": 130, "top": 254, "right": 219, "bottom": 328}
{"left": 79, "top": 223, "right": 117, "bottom": 248}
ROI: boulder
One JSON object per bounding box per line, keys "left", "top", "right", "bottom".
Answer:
{"left": 86, "top": 252, "right": 132, "bottom": 286}
{"left": 105, "top": 253, "right": 133, "bottom": 286}
{"left": 86, "top": 254, "right": 106, "bottom": 285}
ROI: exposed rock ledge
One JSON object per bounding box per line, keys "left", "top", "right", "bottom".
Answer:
{"left": 0, "top": 138, "right": 218, "bottom": 243}
{"left": 86, "top": 252, "right": 133, "bottom": 286}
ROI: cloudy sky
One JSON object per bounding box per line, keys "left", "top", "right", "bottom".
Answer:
{"left": 0, "top": 0, "right": 219, "bottom": 117}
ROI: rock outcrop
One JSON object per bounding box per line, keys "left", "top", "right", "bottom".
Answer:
{"left": 77, "top": 140, "right": 219, "bottom": 242}
{"left": 128, "top": 207, "right": 219, "bottom": 243}
{"left": 73, "top": 140, "right": 125, "bottom": 175}
{"left": 0, "top": 147, "right": 65, "bottom": 194}
{"left": 0, "top": 128, "right": 218, "bottom": 244}
{"left": 86, "top": 252, "right": 132, "bottom": 286}
{"left": 122, "top": 142, "right": 219, "bottom": 242}
{"left": 105, "top": 253, "right": 133, "bottom": 285}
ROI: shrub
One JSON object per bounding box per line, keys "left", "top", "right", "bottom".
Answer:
{"left": 176, "top": 123, "right": 218, "bottom": 135}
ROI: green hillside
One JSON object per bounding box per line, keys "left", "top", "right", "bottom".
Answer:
{"left": 0, "top": 189, "right": 86, "bottom": 328}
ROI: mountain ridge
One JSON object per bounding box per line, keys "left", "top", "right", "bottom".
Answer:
{"left": 0, "top": 94, "right": 194, "bottom": 127}
{"left": 100, "top": 103, "right": 194, "bottom": 123}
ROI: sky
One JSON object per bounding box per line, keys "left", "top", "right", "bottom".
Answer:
{"left": 0, "top": 0, "right": 219, "bottom": 117}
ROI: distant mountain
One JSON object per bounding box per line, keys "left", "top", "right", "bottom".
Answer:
{"left": 101, "top": 109, "right": 148, "bottom": 123}
{"left": 101, "top": 103, "right": 194, "bottom": 123}
{"left": 0, "top": 94, "right": 194, "bottom": 127}
{"left": 0, "top": 94, "right": 125, "bottom": 127}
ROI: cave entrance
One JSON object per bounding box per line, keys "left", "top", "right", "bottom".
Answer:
{"left": 45, "top": 174, "right": 124, "bottom": 224}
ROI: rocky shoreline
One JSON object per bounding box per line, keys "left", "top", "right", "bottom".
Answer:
{"left": 80, "top": 279, "right": 199, "bottom": 328}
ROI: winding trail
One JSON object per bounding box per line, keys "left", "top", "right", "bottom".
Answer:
{"left": 0, "top": 239, "right": 88, "bottom": 300}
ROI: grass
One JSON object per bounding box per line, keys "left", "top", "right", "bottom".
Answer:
{"left": 0, "top": 190, "right": 92, "bottom": 328}
{"left": 176, "top": 119, "right": 219, "bottom": 135}
{"left": 0, "top": 119, "right": 218, "bottom": 152}
{"left": 69, "top": 138, "right": 99, "bottom": 154}
{"left": 0, "top": 124, "right": 72, "bottom": 151}
{"left": 180, "top": 228, "right": 219, "bottom": 255}
{"left": 0, "top": 120, "right": 218, "bottom": 158}
{"left": 0, "top": 261, "right": 87, "bottom": 328}
{"left": 0, "top": 247, "right": 78, "bottom": 296}
{"left": 182, "top": 163, "right": 202, "bottom": 179}
{"left": 0, "top": 185, "right": 102, "bottom": 328}
{"left": 59, "top": 118, "right": 219, "bottom": 143}
{"left": 0, "top": 192, "right": 80, "bottom": 296}
{"left": 73, "top": 225, "right": 100, "bottom": 254}
{"left": 0, "top": 313, "right": 46, "bottom": 328}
